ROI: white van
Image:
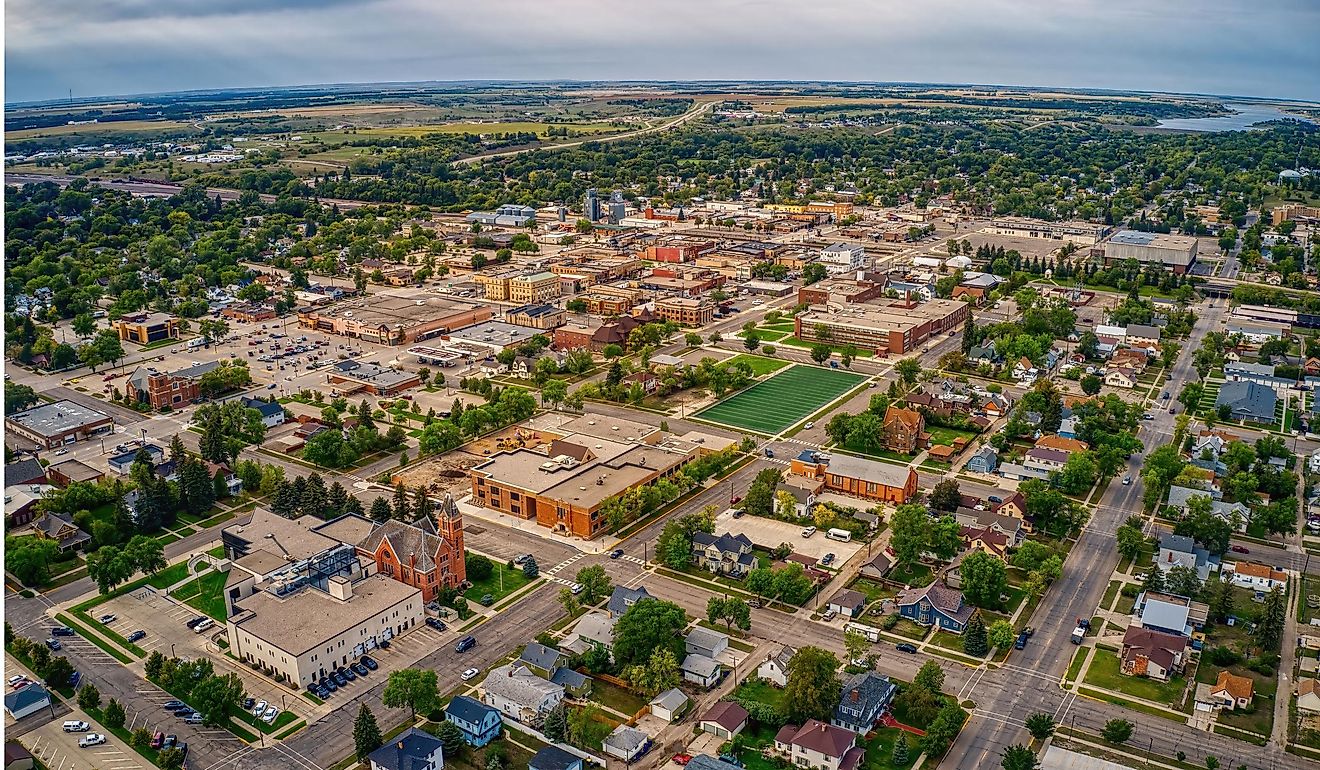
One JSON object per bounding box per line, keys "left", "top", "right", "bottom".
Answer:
{"left": 63, "top": 720, "right": 90, "bottom": 732}
{"left": 826, "top": 528, "right": 852, "bottom": 543}
{"left": 844, "top": 621, "right": 881, "bottom": 642}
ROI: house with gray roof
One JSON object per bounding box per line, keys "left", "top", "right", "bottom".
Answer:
{"left": 650, "top": 688, "right": 691, "bottom": 723}
{"left": 682, "top": 653, "right": 724, "bottom": 688}
{"left": 833, "top": 672, "right": 897, "bottom": 734}
{"left": 757, "top": 645, "right": 797, "bottom": 687}
{"left": 443, "top": 695, "right": 502, "bottom": 747}
{"left": 518, "top": 642, "right": 564, "bottom": 676}
{"left": 1155, "top": 533, "right": 1219, "bottom": 581}
{"left": 562, "top": 612, "right": 615, "bottom": 656}
{"left": 480, "top": 664, "right": 564, "bottom": 727}
{"left": 366, "top": 727, "right": 444, "bottom": 770}
{"left": 1165, "top": 486, "right": 1248, "bottom": 532}
{"left": 603, "top": 725, "right": 651, "bottom": 763}
{"left": 686, "top": 626, "right": 729, "bottom": 659}
{"left": 1215, "top": 381, "right": 1277, "bottom": 424}
{"left": 529, "top": 746, "right": 583, "bottom": 770}
{"left": 692, "top": 531, "right": 756, "bottom": 577}
{"left": 965, "top": 445, "right": 998, "bottom": 474}
{"left": 607, "top": 585, "right": 653, "bottom": 618}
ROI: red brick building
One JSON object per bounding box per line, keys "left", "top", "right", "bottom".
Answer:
{"left": 355, "top": 499, "right": 465, "bottom": 602}
{"left": 127, "top": 361, "right": 220, "bottom": 410}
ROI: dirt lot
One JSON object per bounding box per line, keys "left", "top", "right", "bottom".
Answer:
{"left": 710, "top": 510, "right": 864, "bottom": 562}
{"left": 393, "top": 450, "right": 486, "bottom": 494}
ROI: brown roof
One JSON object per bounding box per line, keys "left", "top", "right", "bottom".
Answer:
{"left": 1034, "top": 435, "right": 1089, "bottom": 453}
{"left": 358, "top": 518, "right": 451, "bottom": 572}
{"left": 1232, "top": 562, "right": 1287, "bottom": 582}
{"left": 1300, "top": 678, "right": 1320, "bottom": 697}
{"left": 1212, "top": 671, "right": 1253, "bottom": 702}
{"left": 1121, "top": 626, "right": 1188, "bottom": 672}
{"left": 883, "top": 406, "right": 923, "bottom": 432}
{"left": 785, "top": 720, "right": 855, "bottom": 759}
{"left": 702, "top": 701, "right": 749, "bottom": 732}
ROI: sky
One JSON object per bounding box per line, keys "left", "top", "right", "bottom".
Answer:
{"left": 6, "top": 0, "right": 1320, "bottom": 104}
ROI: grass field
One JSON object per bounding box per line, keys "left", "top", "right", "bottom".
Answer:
{"left": 723, "top": 354, "right": 791, "bottom": 376}
{"left": 696, "top": 365, "right": 865, "bottom": 434}
{"left": 7, "top": 119, "right": 192, "bottom": 140}
{"left": 356, "top": 121, "right": 624, "bottom": 137}
{"left": 171, "top": 569, "right": 230, "bottom": 621}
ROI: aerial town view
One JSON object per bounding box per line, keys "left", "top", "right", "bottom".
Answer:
{"left": 3, "top": 4, "right": 1320, "bottom": 770}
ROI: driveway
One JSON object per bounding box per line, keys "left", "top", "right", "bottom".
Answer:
{"left": 711, "top": 509, "right": 863, "bottom": 563}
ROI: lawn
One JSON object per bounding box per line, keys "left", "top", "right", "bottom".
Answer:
{"left": 861, "top": 727, "right": 918, "bottom": 769}
{"left": 849, "top": 577, "right": 898, "bottom": 605}
{"left": 145, "top": 562, "right": 193, "bottom": 590}
{"left": 171, "top": 569, "right": 231, "bottom": 621}
{"left": 696, "top": 365, "right": 866, "bottom": 434}
{"left": 463, "top": 559, "right": 532, "bottom": 605}
{"left": 588, "top": 677, "right": 648, "bottom": 717}
{"left": 735, "top": 678, "right": 788, "bottom": 713}
{"left": 723, "top": 354, "right": 792, "bottom": 376}
{"left": 924, "top": 425, "right": 979, "bottom": 448}
{"left": 888, "top": 562, "right": 933, "bottom": 588}
{"left": 1082, "top": 649, "right": 1189, "bottom": 707}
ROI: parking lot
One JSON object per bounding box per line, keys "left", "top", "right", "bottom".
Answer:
{"left": 711, "top": 509, "right": 865, "bottom": 563}
{"left": 95, "top": 585, "right": 215, "bottom": 660}
{"left": 26, "top": 709, "right": 146, "bottom": 770}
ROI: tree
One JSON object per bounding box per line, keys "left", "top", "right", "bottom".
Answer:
{"left": 369, "top": 497, "right": 393, "bottom": 522}
{"left": 844, "top": 629, "right": 870, "bottom": 662}
{"left": 1080, "top": 374, "right": 1102, "bottom": 395}
{"left": 810, "top": 344, "right": 832, "bottom": 365}
{"left": 466, "top": 553, "right": 494, "bottom": 581}
{"left": 930, "top": 479, "right": 961, "bottom": 512}
{"left": 1115, "top": 517, "right": 1147, "bottom": 563}
{"left": 892, "top": 734, "right": 910, "bottom": 765}
{"left": 743, "top": 468, "right": 781, "bottom": 518}
{"left": 522, "top": 557, "right": 539, "bottom": 579}
{"left": 613, "top": 598, "right": 687, "bottom": 668}
{"left": 1001, "top": 745, "right": 1040, "bottom": 770}
{"left": 1100, "top": 718, "right": 1133, "bottom": 744}
{"left": 86, "top": 545, "right": 135, "bottom": 595}
{"left": 961, "top": 551, "right": 1007, "bottom": 608}
{"left": 988, "top": 620, "right": 1016, "bottom": 650}
{"left": 125, "top": 534, "right": 166, "bottom": 575}
{"left": 922, "top": 702, "right": 965, "bottom": 757}
{"left": 543, "top": 705, "right": 568, "bottom": 742}
{"left": 1204, "top": 757, "right": 1219, "bottom": 770}
{"left": 353, "top": 704, "right": 383, "bottom": 761}
{"left": 1166, "top": 565, "right": 1202, "bottom": 598}
{"left": 433, "top": 720, "right": 466, "bottom": 760}
{"left": 104, "top": 698, "right": 126, "bottom": 728}
{"left": 708, "top": 596, "right": 752, "bottom": 632}
{"left": 558, "top": 587, "right": 580, "bottom": 616}
{"left": 5, "top": 537, "right": 60, "bottom": 586}
{"left": 574, "top": 564, "right": 612, "bottom": 605}
{"left": 1025, "top": 712, "right": 1055, "bottom": 741}
{"left": 624, "top": 648, "right": 681, "bottom": 697}
{"left": 889, "top": 503, "right": 926, "bottom": 567}
{"left": 1258, "top": 586, "right": 1286, "bottom": 652}
{"left": 190, "top": 672, "right": 245, "bottom": 727}
{"left": 963, "top": 614, "right": 988, "bottom": 656}
{"left": 895, "top": 358, "right": 921, "bottom": 386}
{"left": 785, "top": 647, "right": 842, "bottom": 724}
{"left": 44, "top": 656, "right": 75, "bottom": 689}
{"left": 913, "top": 660, "right": 945, "bottom": 694}
{"left": 78, "top": 682, "right": 102, "bottom": 711}
{"left": 159, "top": 747, "right": 186, "bottom": 770}
{"left": 381, "top": 668, "right": 439, "bottom": 719}
{"left": 72, "top": 313, "right": 96, "bottom": 339}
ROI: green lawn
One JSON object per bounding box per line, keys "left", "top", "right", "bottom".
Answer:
{"left": 924, "top": 425, "right": 979, "bottom": 448}
{"left": 735, "top": 678, "right": 787, "bottom": 713}
{"left": 171, "top": 569, "right": 231, "bottom": 621}
{"left": 861, "top": 727, "right": 918, "bottom": 769}
{"left": 1082, "top": 649, "right": 1188, "bottom": 707}
{"left": 888, "top": 562, "right": 933, "bottom": 588}
{"left": 849, "top": 577, "right": 898, "bottom": 605}
{"left": 588, "top": 677, "right": 648, "bottom": 717}
{"left": 696, "top": 365, "right": 866, "bottom": 434}
{"left": 724, "top": 354, "right": 792, "bottom": 376}
{"left": 145, "top": 562, "right": 193, "bottom": 589}
{"left": 463, "top": 559, "right": 532, "bottom": 604}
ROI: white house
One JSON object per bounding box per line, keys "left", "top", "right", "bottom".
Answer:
{"left": 649, "top": 688, "right": 690, "bottom": 723}
{"left": 757, "top": 645, "right": 796, "bottom": 688}
{"left": 1223, "top": 562, "right": 1288, "bottom": 591}
{"left": 819, "top": 243, "right": 866, "bottom": 272}
{"left": 685, "top": 626, "right": 729, "bottom": 660}
{"left": 602, "top": 725, "right": 650, "bottom": 763}
{"left": 682, "top": 653, "right": 723, "bottom": 688}
{"left": 480, "top": 664, "right": 564, "bottom": 727}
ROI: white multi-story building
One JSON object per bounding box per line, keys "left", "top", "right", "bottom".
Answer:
{"left": 819, "top": 242, "right": 866, "bottom": 271}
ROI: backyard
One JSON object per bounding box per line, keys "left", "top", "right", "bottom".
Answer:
{"left": 1082, "top": 649, "right": 1189, "bottom": 707}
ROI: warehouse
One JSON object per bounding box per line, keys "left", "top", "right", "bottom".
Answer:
{"left": 5, "top": 400, "right": 113, "bottom": 449}
{"left": 985, "top": 218, "right": 1110, "bottom": 245}
{"left": 1103, "top": 231, "right": 1199, "bottom": 274}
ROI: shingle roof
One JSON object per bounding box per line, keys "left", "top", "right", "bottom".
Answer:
{"left": 1212, "top": 671, "right": 1254, "bottom": 702}
{"left": 829, "top": 589, "right": 866, "bottom": 611}
{"left": 519, "top": 642, "right": 563, "bottom": 672}
{"left": 604, "top": 725, "right": 650, "bottom": 754}
{"left": 682, "top": 653, "right": 721, "bottom": 677}
{"left": 701, "top": 700, "right": 748, "bottom": 731}
{"left": 607, "top": 585, "right": 653, "bottom": 617}
{"left": 529, "top": 745, "right": 582, "bottom": 770}
{"left": 445, "top": 694, "right": 498, "bottom": 725}
{"left": 651, "top": 687, "right": 690, "bottom": 713}
{"left": 358, "top": 519, "right": 449, "bottom": 572}
{"left": 896, "top": 583, "right": 974, "bottom": 624}
{"left": 549, "top": 667, "right": 588, "bottom": 690}
{"left": 3, "top": 683, "right": 50, "bottom": 714}
{"left": 482, "top": 664, "right": 563, "bottom": 709}
{"left": 1122, "top": 626, "right": 1187, "bottom": 672}
{"left": 4, "top": 459, "right": 46, "bottom": 487}
{"left": 366, "top": 728, "right": 445, "bottom": 770}
{"left": 692, "top": 531, "right": 753, "bottom": 555}
{"left": 784, "top": 719, "right": 855, "bottom": 759}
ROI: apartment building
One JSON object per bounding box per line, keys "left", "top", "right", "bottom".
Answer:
{"left": 509, "top": 272, "right": 562, "bottom": 304}
{"left": 794, "top": 299, "right": 970, "bottom": 355}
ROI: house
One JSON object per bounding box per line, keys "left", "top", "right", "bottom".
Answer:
{"left": 961, "top": 525, "right": 1011, "bottom": 561}
{"left": 4, "top": 459, "right": 47, "bottom": 488}
{"left": 1126, "top": 324, "right": 1163, "bottom": 347}
{"left": 1223, "top": 562, "right": 1288, "bottom": 591}
{"left": 827, "top": 589, "right": 866, "bottom": 619}
{"left": 1012, "top": 357, "right": 1039, "bottom": 382}
{"left": 367, "top": 727, "right": 445, "bottom": 770}
{"left": 45, "top": 458, "right": 104, "bottom": 488}
{"left": 1206, "top": 671, "right": 1254, "bottom": 710}
{"left": 1120, "top": 626, "right": 1189, "bottom": 682}
{"left": 859, "top": 552, "right": 893, "bottom": 582}
{"left": 955, "top": 509, "right": 1027, "bottom": 544}
{"left": 964, "top": 446, "right": 999, "bottom": 474}
{"left": 686, "top": 757, "right": 745, "bottom": 770}
{"left": 1298, "top": 678, "right": 1320, "bottom": 714}
{"left": 480, "top": 664, "right": 564, "bottom": 727}
{"left": 108, "top": 444, "right": 166, "bottom": 473}
{"left": 443, "top": 695, "right": 503, "bottom": 748}
{"left": 883, "top": 406, "right": 926, "bottom": 454}
{"left": 968, "top": 341, "right": 1001, "bottom": 365}
{"left": 833, "top": 672, "right": 897, "bottom": 734}
{"left": 650, "top": 688, "right": 691, "bottom": 723}
{"left": 789, "top": 450, "right": 919, "bottom": 505}
{"left": 700, "top": 701, "right": 748, "bottom": 739}
{"left": 1023, "top": 447, "right": 1069, "bottom": 474}
{"left": 1135, "top": 591, "right": 1208, "bottom": 637}
{"left": 518, "top": 643, "right": 564, "bottom": 678}
{"left": 241, "top": 397, "right": 287, "bottom": 428}
{"left": 686, "top": 626, "right": 730, "bottom": 660}
{"left": 781, "top": 475, "right": 822, "bottom": 517}
{"left": 979, "top": 392, "right": 1010, "bottom": 418}
{"left": 32, "top": 512, "right": 91, "bottom": 553}
{"left": 1165, "top": 486, "right": 1247, "bottom": 532}
{"left": 757, "top": 645, "right": 797, "bottom": 687}
{"left": 1110, "top": 349, "right": 1149, "bottom": 372}
{"left": 692, "top": 531, "right": 757, "bottom": 577}
{"left": 682, "top": 653, "right": 724, "bottom": 688}
{"left": 602, "top": 725, "right": 651, "bottom": 763}
{"left": 1155, "top": 533, "right": 1218, "bottom": 581}
{"left": 896, "top": 583, "right": 976, "bottom": 633}
{"left": 1104, "top": 367, "right": 1137, "bottom": 389}
{"left": 994, "top": 492, "right": 1028, "bottom": 521}
{"left": 772, "top": 720, "right": 863, "bottom": 770}
{"left": 3, "top": 684, "right": 50, "bottom": 720}
{"left": 607, "top": 585, "right": 653, "bottom": 618}
{"left": 562, "top": 612, "right": 615, "bottom": 656}
{"left": 549, "top": 667, "right": 590, "bottom": 697}
{"left": 1215, "top": 381, "right": 1277, "bottom": 424}
{"left": 998, "top": 462, "right": 1050, "bottom": 482}
{"left": 1035, "top": 435, "right": 1089, "bottom": 454}
{"left": 206, "top": 461, "right": 243, "bottom": 496}
{"left": 528, "top": 746, "right": 583, "bottom": 770}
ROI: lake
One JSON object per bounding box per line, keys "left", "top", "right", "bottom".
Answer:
{"left": 1156, "top": 102, "right": 1316, "bottom": 132}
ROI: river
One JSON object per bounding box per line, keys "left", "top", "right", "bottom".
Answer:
{"left": 1156, "top": 102, "right": 1316, "bottom": 132}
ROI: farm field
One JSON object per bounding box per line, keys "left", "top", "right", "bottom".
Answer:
{"left": 696, "top": 365, "right": 865, "bottom": 434}
{"left": 356, "top": 121, "right": 627, "bottom": 137}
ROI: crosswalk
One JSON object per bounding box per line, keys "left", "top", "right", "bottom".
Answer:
{"left": 545, "top": 553, "right": 589, "bottom": 586}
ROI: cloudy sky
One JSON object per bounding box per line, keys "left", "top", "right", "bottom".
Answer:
{"left": 7, "top": 0, "right": 1319, "bottom": 104}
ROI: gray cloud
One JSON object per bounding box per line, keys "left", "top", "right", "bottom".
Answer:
{"left": 6, "top": 0, "right": 1319, "bottom": 103}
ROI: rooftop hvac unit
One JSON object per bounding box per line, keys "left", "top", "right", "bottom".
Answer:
{"left": 539, "top": 461, "right": 560, "bottom": 471}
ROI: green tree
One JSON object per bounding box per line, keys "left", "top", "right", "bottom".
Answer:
{"left": 1025, "top": 712, "right": 1055, "bottom": 741}
{"left": 624, "top": 647, "right": 682, "bottom": 697}
{"left": 921, "top": 702, "right": 965, "bottom": 756}
{"left": 889, "top": 503, "right": 926, "bottom": 567}
{"left": 960, "top": 551, "right": 1007, "bottom": 608}
{"left": 988, "top": 620, "right": 1016, "bottom": 651}
{"left": 466, "top": 553, "right": 494, "bottom": 581}
{"left": 1100, "top": 718, "right": 1133, "bottom": 744}
{"left": 78, "top": 682, "right": 102, "bottom": 711}
{"left": 433, "top": 720, "right": 466, "bottom": 759}
{"left": 1001, "top": 745, "right": 1040, "bottom": 770}
{"left": 574, "top": 564, "right": 612, "bottom": 605}
{"left": 613, "top": 598, "right": 687, "bottom": 668}
{"left": 892, "top": 733, "right": 910, "bottom": 765}
{"left": 5, "top": 537, "right": 60, "bottom": 586}
{"left": 191, "top": 672, "right": 245, "bottom": 727}
{"left": 810, "top": 344, "right": 832, "bottom": 365}
{"left": 1258, "top": 586, "right": 1286, "bottom": 651}
{"left": 929, "top": 479, "right": 961, "bottom": 512}
{"left": 381, "top": 668, "right": 439, "bottom": 719}
{"left": 785, "top": 646, "right": 842, "bottom": 724}
{"left": 1115, "top": 517, "right": 1147, "bottom": 563}
{"left": 1080, "top": 374, "right": 1102, "bottom": 395}
{"left": 962, "top": 613, "right": 988, "bottom": 656}
{"left": 158, "top": 747, "right": 186, "bottom": 770}
{"left": 558, "top": 587, "right": 580, "bottom": 616}
{"left": 104, "top": 698, "right": 126, "bottom": 729}
{"left": 353, "top": 704, "right": 383, "bottom": 761}
{"left": 895, "top": 358, "right": 921, "bottom": 386}
{"left": 72, "top": 313, "right": 97, "bottom": 338}
{"left": 844, "top": 629, "right": 870, "bottom": 662}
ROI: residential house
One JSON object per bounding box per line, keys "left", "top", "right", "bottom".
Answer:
{"left": 549, "top": 667, "right": 590, "bottom": 698}
{"left": 682, "top": 654, "right": 724, "bottom": 688}
{"left": 699, "top": 701, "right": 748, "bottom": 739}
{"left": 241, "top": 397, "right": 287, "bottom": 428}
{"left": 1104, "top": 367, "right": 1138, "bottom": 389}
{"left": 1165, "top": 486, "right": 1247, "bottom": 533}
{"left": 1297, "top": 679, "right": 1320, "bottom": 714}
{"left": 1120, "top": 626, "right": 1189, "bottom": 682}
{"left": 859, "top": 553, "right": 893, "bottom": 582}
{"left": 3, "top": 684, "right": 51, "bottom": 720}
{"left": 1126, "top": 324, "right": 1163, "bottom": 347}
{"left": 603, "top": 725, "right": 651, "bottom": 763}
{"left": 562, "top": 613, "right": 615, "bottom": 656}
{"left": 832, "top": 672, "right": 897, "bottom": 734}
{"left": 366, "top": 727, "right": 445, "bottom": 770}
{"left": 993, "top": 492, "right": 1028, "bottom": 521}
{"left": 1135, "top": 591, "right": 1207, "bottom": 637}
{"left": 686, "top": 627, "right": 730, "bottom": 660}
{"left": 1215, "top": 381, "right": 1277, "bottom": 424}
{"left": 1110, "top": 349, "right": 1149, "bottom": 372}
{"left": 1155, "top": 533, "right": 1219, "bottom": 581}
{"left": 45, "top": 459, "right": 104, "bottom": 488}
{"left": 4, "top": 459, "right": 47, "bottom": 488}
{"left": 757, "top": 645, "right": 796, "bottom": 688}
{"left": 1012, "top": 357, "right": 1039, "bottom": 382}
{"left": 5, "top": 742, "right": 35, "bottom": 770}
{"left": 528, "top": 746, "right": 584, "bottom": 770}
{"left": 961, "top": 525, "right": 1011, "bottom": 561}
{"left": 1205, "top": 671, "right": 1254, "bottom": 711}
{"left": 954, "top": 509, "right": 1027, "bottom": 544}
{"left": 1023, "top": 447, "right": 1069, "bottom": 475}
{"left": 108, "top": 444, "right": 166, "bottom": 474}
{"left": 1223, "top": 562, "right": 1288, "bottom": 591}
{"left": 882, "top": 406, "right": 926, "bottom": 454}
{"left": 827, "top": 589, "right": 866, "bottom": 619}
{"left": 480, "top": 664, "right": 564, "bottom": 727}
{"left": 443, "top": 695, "right": 503, "bottom": 748}
{"left": 692, "top": 531, "right": 757, "bottom": 577}
{"left": 772, "top": 720, "right": 863, "bottom": 770}
{"left": 206, "top": 461, "right": 243, "bottom": 497}
{"left": 969, "top": 341, "right": 1001, "bottom": 365}
{"left": 1034, "top": 435, "right": 1089, "bottom": 454}
{"left": 518, "top": 643, "right": 564, "bottom": 678}
{"left": 979, "top": 392, "right": 1010, "bottom": 419}
{"left": 32, "top": 512, "right": 91, "bottom": 553}
{"left": 896, "top": 583, "right": 976, "bottom": 633}
{"left": 650, "top": 688, "right": 691, "bottom": 723}
{"left": 780, "top": 475, "right": 822, "bottom": 517}
{"left": 998, "top": 461, "right": 1049, "bottom": 482}
{"left": 607, "top": 585, "right": 653, "bottom": 618}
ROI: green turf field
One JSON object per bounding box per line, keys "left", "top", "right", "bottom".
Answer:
{"left": 696, "top": 365, "right": 865, "bottom": 434}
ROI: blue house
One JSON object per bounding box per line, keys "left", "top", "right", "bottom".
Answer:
{"left": 366, "top": 727, "right": 444, "bottom": 770}
{"left": 833, "top": 672, "right": 897, "bottom": 734}
{"left": 529, "top": 745, "right": 584, "bottom": 770}
{"left": 965, "top": 446, "right": 998, "bottom": 474}
{"left": 896, "top": 582, "right": 976, "bottom": 634}
{"left": 444, "top": 695, "right": 502, "bottom": 747}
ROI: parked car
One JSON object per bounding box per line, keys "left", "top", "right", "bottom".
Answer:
{"left": 79, "top": 734, "right": 107, "bottom": 748}
{"left": 341, "top": 667, "right": 356, "bottom": 681}
{"left": 45, "top": 638, "right": 61, "bottom": 651}
{"left": 821, "top": 553, "right": 836, "bottom": 566}
{"left": 425, "top": 617, "right": 446, "bottom": 630}
{"left": 895, "top": 643, "right": 918, "bottom": 654}
{"left": 672, "top": 754, "right": 693, "bottom": 766}
{"left": 184, "top": 713, "right": 205, "bottom": 725}
{"left": 822, "top": 609, "right": 837, "bottom": 621}
{"left": 262, "top": 707, "right": 279, "bottom": 724}
{"left": 352, "top": 663, "right": 369, "bottom": 677}
{"left": 126, "top": 630, "right": 147, "bottom": 643}
{"left": 570, "top": 583, "right": 584, "bottom": 595}
{"left": 804, "top": 421, "right": 815, "bottom": 429}
{"left": 98, "top": 614, "right": 117, "bottom": 624}
{"left": 1230, "top": 545, "right": 1250, "bottom": 554}
{"left": 62, "top": 721, "right": 90, "bottom": 733}
{"left": 50, "top": 626, "right": 75, "bottom": 637}
{"left": 251, "top": 700, "right": 268, "bottom": 717}
{"left": 243, "top": 698, "right": 255, "bottom": 710}
{"left": 332, "top": 672, "right": 348, "bottom": 687}
{"left": 163, "top": 700, "right": 187, "bottom": 711}
{"left": 361, "top": 656, "right": 378, "bottom": 671}
{"left": 151, "top": 731, "right": 165, "bottom": 749}
{"left": 801, "top": 526, "right": 816, "bottom": 538}
{"left": 162, "top": 735, "right": 177, "bottom": 749}
{"left": 1014, "top": 631, "right": 1029, "bottom": 650}
{"left": 461, "top": 668, "right": 480, "bottom": 681}
{"left": 322, "top": 678, "right": 338, "bottom": 692}
{"left": 988, "top": 495, "right": 1003, "bottom": 504}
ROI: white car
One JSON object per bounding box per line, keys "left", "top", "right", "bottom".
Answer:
{"left": 78, "top": 733, "right": 107, "bottom": 748}
{"left": 251, "top": 700, "right": 268, "bottom": 717}
{"left": 262, "top": 706, "right": 279, "bottom": 724}
{"left": 461, "top": 668, "right": 480, "bottom": 681}
{"left": 570, "top": 583, "right": 584, "bottom": 595}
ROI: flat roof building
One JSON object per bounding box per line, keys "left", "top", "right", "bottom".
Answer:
{"left": 1103, "top": 231, "right": 1199, "bottom": 274}
{"left": 505, "top": 304, "right": 566, "bottom": 331}
{"left": 985, "top": 218, "right": 1110, "bottom": 245}
{"left": 326, "top": 360, "right": 422, "bottom": 397}
{"left": 443, "top": 320, "right": 541, "bottom": 353}
{"left": 5, "top": 400, "right": 113, "bottom": 449}
{"left": 113, "top": 311, "right": 180, "bottom": 344}
{"left": 298, "top": 290, "right": 490, "bottom": 345}
{"left": 794, "top": 298, "right": 970, "bottom": 356}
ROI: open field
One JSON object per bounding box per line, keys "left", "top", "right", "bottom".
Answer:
{"left": 7, "top": 119, "right": 193, "bottom": 141}
{"left": 356, "top": 121, "right": 627, "bottom": 137}
{"left": 696, "top": 365, "right": 865, "bottom": 434}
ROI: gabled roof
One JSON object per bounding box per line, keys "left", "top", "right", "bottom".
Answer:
{"left": 607, "top": 585, "right": 653, "bottom": 617}
{"left": 686, "top": 626, "right": 729, "bottom": 654}
{"left": 529, "top": 745, "right": 582, "bottom": 770}
{"left": 1211, "top": 670, "right": 1253, "bottom": 702}
{"left": 445, "top": 694, "right": 499, "bottom": 725}
{"left": 519, "top": 642, "right": 564, "bottom": 672}
{"left": 1122, "top": 626, "right": 1188, "bottom": 672}
{"left": 835, "top": 672, "right": 896, "bottom": 721}
{"left": 681, "top": 653, "right": 721, "bottom": 677}
{"left": 783, "top": 719, "right": 855, "bottom": 759}
{"left": 483, "top": 664, "right": 563, "bottom": 708}
{"left": 896, "top": 582, "right": 973, "bottom": 624}
{"left": 829, "top": 589, "right": 866, "bottom": 611}
{"left": 242, "top": 397, "right": 285, "bottom": 418}
{"left": 550, "top": 667, "right": 588, "bottom": 690}
{"left": 366, "top": 727, "right": 445, "bottom": 770}
{"left": 692, "top": 531, "right": 753, "bottom": 555}
{"left": 358, "top": 518, "right": 450, "bottom": 572}
{"left": 3, "top": 683, "right": 50, "bottom": 713}
{"left": 701, "top": 700, "right": 747, "bottom": 731}
{"left": 883, "top": 405, "right": 923, "bottom": 432}
{"left": 4, "top": 459, "right": 46, "bottom": 487}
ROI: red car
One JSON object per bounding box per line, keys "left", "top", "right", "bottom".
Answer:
{"left": 1230, "top": 545, "right": 1249, "bottom": 554}
{"left": 729, "top": 496, "right": 742, "bottom": 505}
{"left": 671, "top": 755, "right": 693, "bottom": 766}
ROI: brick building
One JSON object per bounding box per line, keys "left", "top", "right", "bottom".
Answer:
{"left": 127, "top": 361, "right": 220, "bottom": 410}
{"left": 113, "top": 312, "right": 179, "bottom": 344}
